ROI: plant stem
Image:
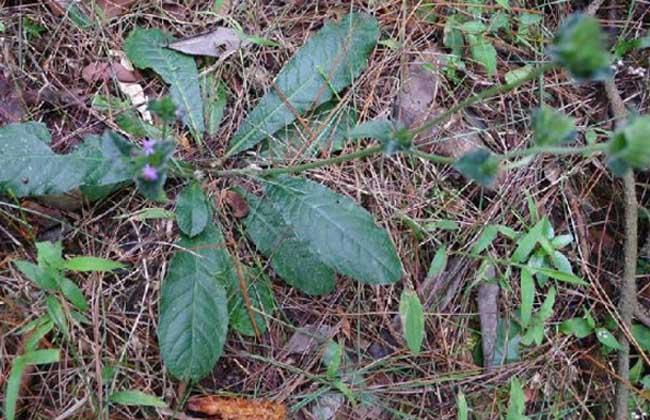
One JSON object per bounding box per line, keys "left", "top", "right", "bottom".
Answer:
{"left": 214, "top": 145, "right": 383, "bottom": 177}
{"left": 407, "top": 150, "right": 455, "bottom": 165}
{"left": 502, "top": 143, "right": 608, "bottom": 160}
{"left": 604, "top": 76, "right": 638, "bottom": 420}
{"left": 211, "top": 63, "right": 557, "bottom": 179}
{"left": 411, "top": 62, "right": 557, "bottom": 137}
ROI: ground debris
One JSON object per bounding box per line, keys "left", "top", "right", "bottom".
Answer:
{"left": 186, "top": 395, "right": 286, "bottom": 419}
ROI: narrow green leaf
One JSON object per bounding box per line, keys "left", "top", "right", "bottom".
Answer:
{"left": 119, "top": 207, "right": 176, "bottom": 221}
{"left": 512, "top": 220, "right": 544, "bottom": 263}
{"left": 158, "top": 224, "right": 232, "bottom": 381}
{"left": 506, "top": 378, "right": 528, "bottom": 420}
{"left": 21, "top": 349, "right": 60, "bottom": 365}
{"left": 263, "top": 176, "right": 403, "bottom": 285}
{"left": 4, "top": 357, "right": 25, "bottom": 420}
{"left": 595, "top": 327, "right": 622, "bottom": 350}
{"left": 530, "top": 266, "right": 586, "bottom": 285}
{"left": 175, "top": 182, "right": 212, "bottom": 237}
{"left": 427, "top": 247, "right": 447, "bottom": 278}
{"left": 59, "top": 277, "right": 88, "bottom": 311}
{"left": 322, "top": 340, "right": 343, "bottom": 379}
{"left": 399, "top": 290, "right": 425, "bottom": 355}
{"left": 14, "top": 261, "right": 57, "bottom": 290}
{"left": 241, "top": 189, "right": 335, "bottom": 295}
{"left": 520, "top": 269, "right": 535, "bottom": 329}
{"left": 457, "top": 391, "right": 469, "bottom": 420}
{"left": 46, "top": 296, "right": 69, "bottom": 337}
{"left": 472, "top": 225, "right": 499, "bottom": 255}
{"left": 505, "top": 65, "right": 533, "bottom": 85}
{"left": 227, "top": 13, "right": 379, "bottom": 156}
{"left": 63, "top": 256, "right": 125, "bottom": 272}
{"left": 124, "top": 29, "right": 205, "bottom": 139}
{"left": 538, "top": 286, "right": 556, "bottom": 321}
{"left": 109, "top": 390, "right": 167, "bottom": 408}
{"left": 24, "top": 321, "right": 54, "bottom": 351}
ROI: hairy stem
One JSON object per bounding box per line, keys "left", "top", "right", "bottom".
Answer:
{"left": 605, "top": 76, "right": 638, "bottom": 419}
{"left": 214, "top": 145, "right": 383, "bottom": 177}
{"left": 213, "top": 63, "right": 558, "bottom": 179}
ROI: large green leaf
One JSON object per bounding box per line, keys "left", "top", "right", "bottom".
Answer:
{"left": 261, "top": 103, "right": 358, "bottom": 161}
{"left": 124, "top": 29, "right": 205, "bottom": 139}
{"left": 263, "top": 176, "right": 402, "bottom": 285}
{"left": 175, "top": 182, "right": 212, "bottom": 237}
{"left": 241, "top": 190, "right": 335, "bottom": 295}
{"left": 227, "top": 13, "right": 379, "bottom": 157}
{"left": 158, "top": 224, "right": 232, "bottom": 381}
{"left": 0, "top": 123, "right": 132, "bottom": 199}
{"left": 0, "top": 122, "right": 89, "bottom": 197}
{"left": 226, "top": 266, "right": 276, "bottom": 337}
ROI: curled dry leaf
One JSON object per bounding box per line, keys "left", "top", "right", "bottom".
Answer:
{"left": 0, "top": 72, "right": 25, "bottom": 124}
{"left": 222, "top": 190, "right": 249, "bottom": 218}
{"left": 96, "top": 0, "right": 137, "bottom": 18}
{"left": 168, "top": 27, "right": 247, "bottom": 58}
{"left": 186, "top": 395, "right": 286, "bottom": 420}
{"left": 109, "top": 51, "right": 152, "bottom": 123}
{"left": 394, "top": 48, "right": 484, "bottom": 159}
{"left": 82, "top": 62, "right": 141, "bottom": 84}
{"left": 284, "top": 324, "right": 335, "bottom": 355}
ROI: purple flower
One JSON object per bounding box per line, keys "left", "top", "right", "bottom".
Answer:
{"left": 142, "top": 139, "right": 156, "bottom": 156}
{"left": 141, "top": 164, "right": 158, "bottom": 181}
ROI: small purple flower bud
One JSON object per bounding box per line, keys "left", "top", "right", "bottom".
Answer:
{"left": 142, "top": 139, "right": 156, "bottom": 156}
{"left": 141, "top": 164, "right": 158, "bottom": 181}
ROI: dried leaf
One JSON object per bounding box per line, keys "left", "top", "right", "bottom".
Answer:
{"left": 285, "top": 324, "right": 335, "bottom": 355}
{"left": 110, "top": 51, "right": 152, "bottom": 123}
{"left": 110, "top": 63, "right": 141, "bottom": 83}
{"left": 0, "top": 72, "right": 24, "bottom": 124}
{"left": 222, "top": 190, "right": 249, "bottom": 218}
{"left": 186, "top": 395, "right": 286, "bottom": 419}
{"left": 394, "top": 48, "right": 484, "bottom": 160}
{"left": 169, "top": 27, "right": 246, "bottom": 58}
{"left": 96, "top": 0, "right": 137, "bottom": 18}
{"left": 82, "top": 62, "right": 110, "bottom": 84}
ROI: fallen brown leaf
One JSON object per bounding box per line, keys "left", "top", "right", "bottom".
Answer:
{"left": 0, "top": 72, "right": 25, "bottom": 124}
{"left": 186, "top": 395, "right": 286, "bottom": 419}
{"left": 222, "top": 190, "right": 249, "bottom": 218}
{"left": 284, "top": 324, "right": 335, "bottom": 355}
{"left": 82, "top": 62, "right": 110, "bottom": 84}
{"left": 82, "top": 61, "right": 141, "bottom": 84}
{"left": 96, "top": 0, "right": 137, "bottom": 18}
{"left": 394, "top": 48, "right": 484, "bottom": 160}
{"left": 169, "top": 27, "right": 247, "bottom": 58}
